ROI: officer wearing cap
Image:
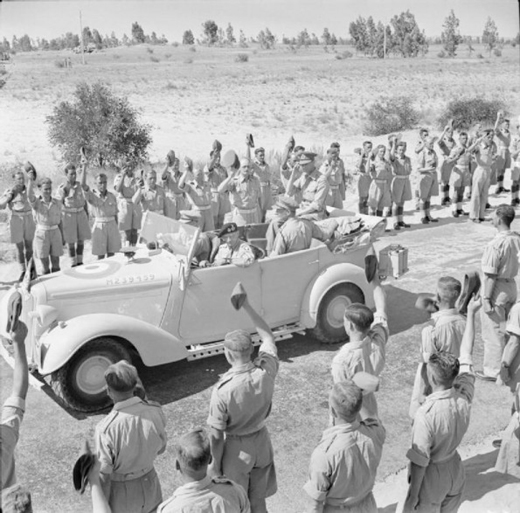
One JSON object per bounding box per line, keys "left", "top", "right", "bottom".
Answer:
{"left": 157, "top": 429, "right": 250, "bottom": 512}
{"left": 201, "top": 222, "right": 255, "bottom": 268}
{"left": 303, "top": 380, "right": 386, "bottom": 512}
{"left": 207, "top": 286, "right": 279, "bottom": 513}
{"left": 286, "top": 151, "right": 330, "bottom": 220}
{"left": 269, "top": 196, "right": 334, "bottom": 257}
{"left": 245, "top": 135, "right": 273, "bottom": 223}
{"left": 94, "top": 360, "right": 167, "bottom": 513}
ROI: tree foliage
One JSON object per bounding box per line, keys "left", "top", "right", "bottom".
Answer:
{"left": 482, "top": 17, "right": 499, "bottom": 54}
{"left": 363, "top": 96, "right": 420, "bottom": 136}
{"left": 131, "top": 22, "right": 146, "bottom": 44}
{"left": 182, "top": 30, "right": 195, "bottom": 45}
{"left": 441, "top": 10, "right": 463, "bottom": 57}
{"left": 258, "top": 28, "right": 276, "bottom": 49}
{"left": 390, "top": 10, "right": 428, "bottom": 57}
{"left": 46, "top": 81, "right": 152, "bottom": 168}
{"left": 226, "top": 23, "right": 236, "bottom": 44}
{"left": 437, "top": 98, "right": 506, "bottom": 130}
{"left": 202, "top": 20, "right": 219, "bottom": 45}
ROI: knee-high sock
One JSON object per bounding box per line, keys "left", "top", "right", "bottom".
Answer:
{"left": 76, "top": 242, "right": 84, "bottom": 264}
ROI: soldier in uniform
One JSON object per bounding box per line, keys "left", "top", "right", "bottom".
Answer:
{"left": 26, "top": 175, "right": 63, "bottom": 275}
{"left": 0, "top": 170, "right": 35, "bottom": 280}
{"left": 286, "top": 152, "right": 330, "bottom": 221}
{"left": 437, "top": 122, "right": 457, "bottom": 206}
{"left": 201, "top": 222, "right": 255, "bottom": 268}
{"left": 389, "top": 139, "right": 412, "bottom": 230}
{"left": 303, "top": 380, "right": 386, "bottom": 512}
{"left": 353, "top": 141, "right": 373, "bottom": 215}
{"left": 218, "top": 158, "right": 262, "bottom": 226}
{"left": 57, "top": 163, "right": 91, "bottom": 267}
{"left": 417, "top": 136, "right": 440, "bottom": 224}
{"left": 95, "top": 360, "right": 167, "bottom": 513}
{"left": 510, "top": 118, "right": 520, "bottom": 206}
{"left": 414, "top": 128, "right": 430, "bottom": 211}
{"left": 249, "top": 145, "right": 273, "bottom": 223}
{"left": 280, "top": 137, "right": 304, "bottom": 195}
{"left": 81, "top": 166, "right": 121, "bottom": 260}
{"left": 448, "top": 131, "right": 471, "bottom": 217}
{"left": 161, "top": 152, "right": 187, "bottom": 220}
{"left": 469, "top": 130, "right": 495, "bottom": 223}
{"left": 133, "top": 170, "right": 167, "bottom": 216}
{"left": 330, "top": 142, "right": 348, "bottom": 205}
{"left": 157, "top": 429, "right": 250, "bottom": 512}
{"left": 403, "top": 298, "right": 479, "bottom": 513}
{"left": 207, "top": 287, "right": 279, "bottom": 513}
{"left": 331, "top": 273, "right": 388, "bottom": 420}
{"left": 178, "top": 210, "right": 219, "bottom": 264}
{"left": 114, "top": 165, "right": 141, "bottom": 246}
{"left": 179, "top": 158, "right": 214, "bottom": 232}
{"left": 367, "top": 144, "right": 391, "bottom": 218}
{"left": 494, "top": 111, "right": 512, "bottom": 195}
{"left": 478, "top": 204, "right": 520, "bottom": 381}
{"left": 206, "top": 143, "right": 232, "bottom": 229}
{"left": 320, "top": 147, "right": 343, "bottom": 209}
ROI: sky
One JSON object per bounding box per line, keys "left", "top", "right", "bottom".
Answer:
{"left": 0, "top": 0, "right": 519, "bottom": 41}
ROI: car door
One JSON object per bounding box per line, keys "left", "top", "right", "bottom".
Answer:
{"left": 178, "top": 261, "right": 262, "bottom": 345}
{"left": 259, "top": 245, "right": 320, "bottom": 326}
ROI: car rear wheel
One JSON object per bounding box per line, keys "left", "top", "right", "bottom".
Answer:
{"left": 51, "top": 338, "right": 131, "bottom": 412}
{"left": 311, "top": 283, "right": 365, "bottom": 344}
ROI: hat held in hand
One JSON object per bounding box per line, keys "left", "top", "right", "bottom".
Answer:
{"left": 222, "top": 149, "right": 240, "bottom": 169}
{"left": 230, "top": 282, "right": 247, "bottom": 310}
{"left": 364, "top": 246, "right": 378, "bottom": 283}
{"left": 23, "top": 161, "right": 37, "bottom": 180}
{"left": 246, "top": 133, "right": 255, "bottom": 148}
{"left": 212, "top": 139, "right": 222, "bottom": 152}
{"left": 457, "top": 271, "right": 481, "bottom": 315}
{"left": 72, "top": 440, "right": 96, "bottom": 494}
{"left": 166, "top": 150, "right": 176, "bottom": 167}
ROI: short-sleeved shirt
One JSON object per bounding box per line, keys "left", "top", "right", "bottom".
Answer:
{"left": 138, "top": 186, "right": 166, "bottom": 213}
{"left": 391, "top": 155, "right": 412, "bottom": 177}
{"left": 371, "top": 158, "right": 392, "bottom": 181}
{"left": 207, "top": 349, "right": 279, "bottom": 436}
{"left": 270, "top": 217, "right": 327, "bottom": 257}
{"left": 504, "top": 302, "right": 520, "bottom": 393}
{"left": 437, "top": 137, "right": 456, "bottom": 158}
{"left": 29, "top": 196, "right": 62, "bottom": 227}
{"left": 303, "top": 419, "right": 386, "bottom": 508}
{"left": 1, "top": 396, "right": 25, "bottom": 489}
{"left": 407, "top": 363, "right": 475, "bottom": 467}
{"left": 205, "top": 165, "right": 228, "bottom": 192}
{"left": 473, "top": 143, "right": 495, "bottom": 169}
{"left": 227, "top": 176, "right": 261, "bottom": 210}
{"left": 57, "top": 181, "right": 86, "bottom": 209}
{"left": 213, "top": 240, "right": 255, "bottom": 267}
{"left": 451, "top": 145, "right": 471, "bottom": 168}
{"left": 95, "top": 397, "right": 167, "bottom": 479}
{"left": 495, "top": 129, "right": 511, "bottom": 151}
{"left": 331, "top": 315, "right": 389, "bottom": 382}
{"left": 292, "top": 172, "right": 330, "bottom": 211}
{"left": 85, "top": 189, "right": 118, "bottom": 219}
{"left": 114, "top": 174, "right": 139, "bottom": 200}
{"left": 252, "top": 160, "right": 271, "bottom": 185}
{"left": 418, "top": 149, "right": 438, "bottom": 172}
{"left": 182, "top": 181, "right": 212, "bottom": 209}
{"left": 157, "top": 475, "right": 251, "bottom": 513}
{"left": 421, "top": 309, "right": 466, "bottom": 362}
{"left": 319, "top": 161, "right": 343, "bottom": 187}
{"left": 3, "top": 188, "right": 31, "bottom": 214}
{"left": 163, "top": 172, "right": 184, "bottom": 196}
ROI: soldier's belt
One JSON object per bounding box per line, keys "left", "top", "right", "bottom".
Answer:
{"left": 111, "top": 467, "right": 154, "bottom": 482}
{"left": 260, "top": 181, "right": 270, "bottom": 186}
{"left": 394, "top": 175, "right": 410, "bottom": 179}
{"left": 37, "top": 224, "right": 59, "bottom": 231}
{"left": 236, "top": 207, "right": 258, "bottom": 214}
{"left": 330, "top": 185, "right": 340, "bottom": 190}
{"left": 193, "top": 204, "right": 212, "bottom": 211}
{"left": 375, "top": 180, "right": 387, "bottom": 185}
{"left": 94, "top": 217, "right": 116, "bottom": 223}
{"left": 63, "top": 207, "right": 85, "bottom": 213}
{"left": 11, "top": 210, "right": 32, "bottom": 217}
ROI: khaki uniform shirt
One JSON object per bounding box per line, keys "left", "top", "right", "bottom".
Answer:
{"left": 183, "top": 181, "right": 212, "bottom": 209}
{"left": 252, "top": 160, "right": 271, "bottom": 186}
{"left": 418, "top": 149, "right": 438, "bottom": 172}
{"left": 157, "top": 475, "right": 251, "bottom": 513}
{"left": 138, "top": 186, "right": 166, "bottom": 214}
{"left": 303, "top": 419, "right": 386, "bottom": 508}
{"left": 3, "top": 188, "right": 31, "bottom": 213}
{"left": 319, "top": 161, "right": 343, "bottom": 187}
{"left": 270, "top": 217, "right": 326, "bottom": 257}
{"left": 407, "top": 362, "right": 475, "bottom": 467}
{"left": 85, "top": 189, "right": 118, "bottom": 220}
{"left": 421, "top": 309, "right": 466, "bottom": 362}
{"left": 473, "top": 143, "right": 495, "bottom": 169}
{"left": 213, "top": 240, "right": 255, "bottom": 267}
{"left": 437, "top": 137, "right": 456, "bottom": 158}
{"left": 29, "top": 197, "right": 62, "bottom": 227}
{"left": 114, "top": 174, "right": 139, "bottom": 200}
{"left": 57, "top": 181, "right": 86, "bottom": 209}
{"left": 391, "top": 155, "right": 412, "bottom": 177}
{"left": 228, "top": 176, "right": 261, "bottom": 211}
{"left": 292, "top": 172, "right": 330, "bottom": 211}
{"left": 495, "top": 129, "right": 511, "bottom": 152}
{"left": 205, "top": 165, "right": 228, "bottom": 191}
{"left": 0, "top": 396, "right": 25, "bottom": 489}
{"left": 207, "top": 348, "right": 279, "bottom": 436}
{"left": 95, "top": 397, "right": 167, "bottom": 480}
{"left": 451, "top": 145, "right": 471, "bottom": 169}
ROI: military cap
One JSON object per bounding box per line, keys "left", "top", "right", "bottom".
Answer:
{"left": 212, "top": 139, "right": 223, "bottom": 152}
{"left": 221, "top": 149, "right": 240, "bottom": 169}
{"left": 254, "top": 146, "right": 265, "bottom": 155}
{"left": 246, "top": 133, "right": 255, "bottom": 148}
{"left": 299, "top": 152, "right": 317, "bottom": 165}
{"left": 104, "top": 360, "right": 138, "bottom": 392}
{"left": 184, "top": 156, "right": 193, "bottom": 171}
{"left": 72, "top": 440, "right": 95, "bottom": 494}
{"left": 330, "top": 142, "right": 340, "bottom": 149}
{"left": 224, "top": 329, "right": 252, "bottom": 352}
{"left": 178, "top": 210, "right": 202, "bottom": 224}
{"left": 276, "top": 196, "right": 298, "bottom": 212}
{"left": 230, "top": 282, "right": 247, "bottom": 310}
{"left": 218, "top": 222, "right": 238, "bottom": 238}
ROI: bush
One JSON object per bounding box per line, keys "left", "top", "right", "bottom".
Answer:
{"left": 476, "top": 53, "right": 484, "bottom": 59}
{"left": 363, "top": 96, "right": 420, "bottom": 136}
{"left": 437, "top": 50, "right": 446, "bottom": 58}
{"left": 54, "top": 59, "right": 65, "bottom": 68}
{"left": 184, "top": 58, "right": 193, "bottom": 64}
{"left": 334, "top": 50, "right": 353, "bottom": 60}
{"left": 494, "top": 48, "right": 502, "bottom": 57}
{"left": 150, "top": 55, "right": 160, "bottom": 63}
{"left": 437, "top": 97, "right": 506, "bottom": 130}
{"left": 188, "top": 46, "right": 196, "bottom": 52}
{"left": 146, "top": 47, "right": 154, "bottom": 54}
{"left": 46, "top": 81, "right": 152, "bottom": 168}
{"left": 171, "top": 42, "right": 179, "bottom": 48}
{"left": 235, "top": 53, "right": 249, "bottom": 62}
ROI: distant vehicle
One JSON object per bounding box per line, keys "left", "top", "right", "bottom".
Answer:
{"left": 1, "top": 212, "right": 389, "bottom": 412}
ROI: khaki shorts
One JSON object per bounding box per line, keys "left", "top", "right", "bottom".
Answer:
{"left": 34, "top": 228, "right": 63, "bottom": 258}
{"left": 108, "top": 468, "right": 162, "bottom": 513}
{"left": 62, "top": 210, "right": 91, "bottom": 243}
{"left": 118, "top": 200, "right": 142, "bottom": 231}
{"left": 92, "top": 220, "right": 121, "bottom": 255}
{"left": 223, "top": 427, "right": 277, "bottom": 500}
{"left": 10, "top": 213, "right": 35, "bottom": 244}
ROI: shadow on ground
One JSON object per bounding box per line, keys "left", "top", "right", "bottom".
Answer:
{"left": 385, "top": 284, "right": 429, "bottom": 335}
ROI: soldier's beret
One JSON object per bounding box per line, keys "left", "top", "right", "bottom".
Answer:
{"left": 224, "top": 329, "right": 252, "bottom": 352}
{"left": 184, "top": 157, "right": 193, "bottom": 171}
{"left": 104, "top": 360, "right": 138, "bottom": 392}
{"left": 299, "top": 152, "right": 317, "bottom": 165}
{"left": 72, "top": 440, "right": 95, "bottom": 494}
{"left": 230, "top": 282, "right": 247, "bottom": 310}
{"left": 218, "top": 222, "right": 238, "bottom": 238}
{"left": 330, "top": 142, "right": 340, "bottom": 149}
{"left": 179, "top": 210, "right": 201, "bottom": 223}
{"left": 246, "top": 133, "right": 255, "bottom": 148}
{"left": 276, "top": 196, "right": 298, "bottom": 212}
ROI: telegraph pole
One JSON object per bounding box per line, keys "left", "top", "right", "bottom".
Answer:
{"left": 384, "top": 24, "right": 387, "bottom": 80}
{"left": 79, "top": 10, "right": 85, "bottom": 64}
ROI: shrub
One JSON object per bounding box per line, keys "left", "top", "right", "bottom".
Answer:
{"left": 437, "top": 97, "right": 506, "bottom": 130}
{"left": 334, "top": 50, "right": 353, "bottom": 60}
{"left": 54, "top": 59, "right": 65, "bottom": 68}
{"left": 112, "top": 54, "right": 121, "bottom": 60}
{"left": 437, "top": 50, "right": 446, "bottom": 58}
{"left": 189, "top": 46, "right": 196, "bottom": 52}
{"left": 165, "top": 53, "right": 172, "bottom": 59}
{"left": 494, "top": 48, "right": 502, "bottom": 57}
{"left": 46, "top": 81, "right": 152, "bottom": 168}
{"left": 235, "top": 53, "right": 249, "bottom": 62}
{"left": 184, "top": 58, "right": 193, "bottom": 64}
{"left": 146, "top": 47, "right": 154, "bottom": 54}
{"left": 476, "top": 53, "right": 484, "bottom": 59}
{"left": 171, "top": 42, "right": 179, "bottom": 48}
{"left": 150, "top": 55, "right": 160, "bottom": 63}
{"left": 363, "top": 96, "right": 420, "bottom": 136}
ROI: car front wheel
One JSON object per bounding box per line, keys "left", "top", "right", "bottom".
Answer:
{"left": 50, "top": 337, "right": 131, "bottom": 412}
{"left": 311, "top": 283, "right": 365, "bottom": 344}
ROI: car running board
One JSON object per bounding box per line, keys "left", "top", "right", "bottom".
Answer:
{"left": 187, "top": 323, "right": 305, "bottom": 361}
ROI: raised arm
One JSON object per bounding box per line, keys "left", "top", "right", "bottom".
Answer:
{"left": 217, "top": 166, "right": 238, "bottom": 194}
{"left": 285, "top": 163, "right": 301, "bottom": 197}
{"left": 281, "top": 136, "right": 295, "bottom": 171}
{"left": 10, "top": 321, "right": 29, "bottom": 402}
{"left": 178, "top": 158, "right": 193, "bottom": 190}
{"left": 242, "top": 296, "right": 276, "bottom": 355}
{"left": 459, "top": 297, "right": 480, "bottom": 364}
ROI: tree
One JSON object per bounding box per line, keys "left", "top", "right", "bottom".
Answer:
{"left": 322, "top": 28, "right": 331, "bottom": 45}
{"left": 122, "top": 34, "right": 130, "bottom": 46}
{"left": 18, "top": 34, "right": 33, "bottom": 52}
{"left": 482, "top": 17, "right": 499, "bottom": 55}
{"left": 226, "top": 23, "right": 236, "bottom": 44}
{"left": 82, "top": 27, "right": 93, "bottom": 45}
{"left": 239, "top": 30, "right": 248, "bottom": 48}
{"left": 110, "top": 32, "right": 119, "bottom": 47}
{"left": 202, "top": 20, "right": 218, "bottom": 45}
{"left": 349, "top": 17, "right": 370, "bottom": 54}
{"left": 441, "top": 10, "right": 463, "bottom": 57}
{"left": 296, "top": 28, "right": 311, "bottom": 48}
{"left": 330, "top": 33, "right": 338, "bottom": 46}
{"left": 372, "top": 22, "right": 392, "bottom": 58}
{"left": 366, "top": 16, "right": 377, "bottom": 55}
{"left": 150, "top": 31, "right": 159, "bottom": 45}
{"left": 390, "top": 10, "right": 428, "bottom": 57}
{"left": 131, "top": 22, "right": 146, "bottom": 44}
{"left": 182, "top": 30, "right": 194, "bottom": 45}
{"left": 258, "top": 28, "right": 276, "bottom": 49}
{"left": 92, "top": 29, "right": 103, "bottom": 49}
{"left": 46, "top": 81, "right": 152, "bottom": 168}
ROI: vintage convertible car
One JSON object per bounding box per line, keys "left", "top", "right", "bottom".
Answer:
{"left": 1, "top": 211, "right": 388, "bottom": 412}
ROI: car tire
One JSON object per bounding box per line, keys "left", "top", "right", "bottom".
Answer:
{"left": 50, "top": 338, "right": 131, "bottom": 412}
{"left": 311, "top": 283, "right": 365, "bottom": 344}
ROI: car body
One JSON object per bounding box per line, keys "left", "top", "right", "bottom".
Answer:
{"left": 0, "top": 212, "right": 387, "bottom": 411}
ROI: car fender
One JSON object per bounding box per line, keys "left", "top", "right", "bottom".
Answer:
{"left": 38, "top": 313, "right": 188, "bottom": 375}
{"left": 300, "top": 263, "right": 373, "bottom": 328}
